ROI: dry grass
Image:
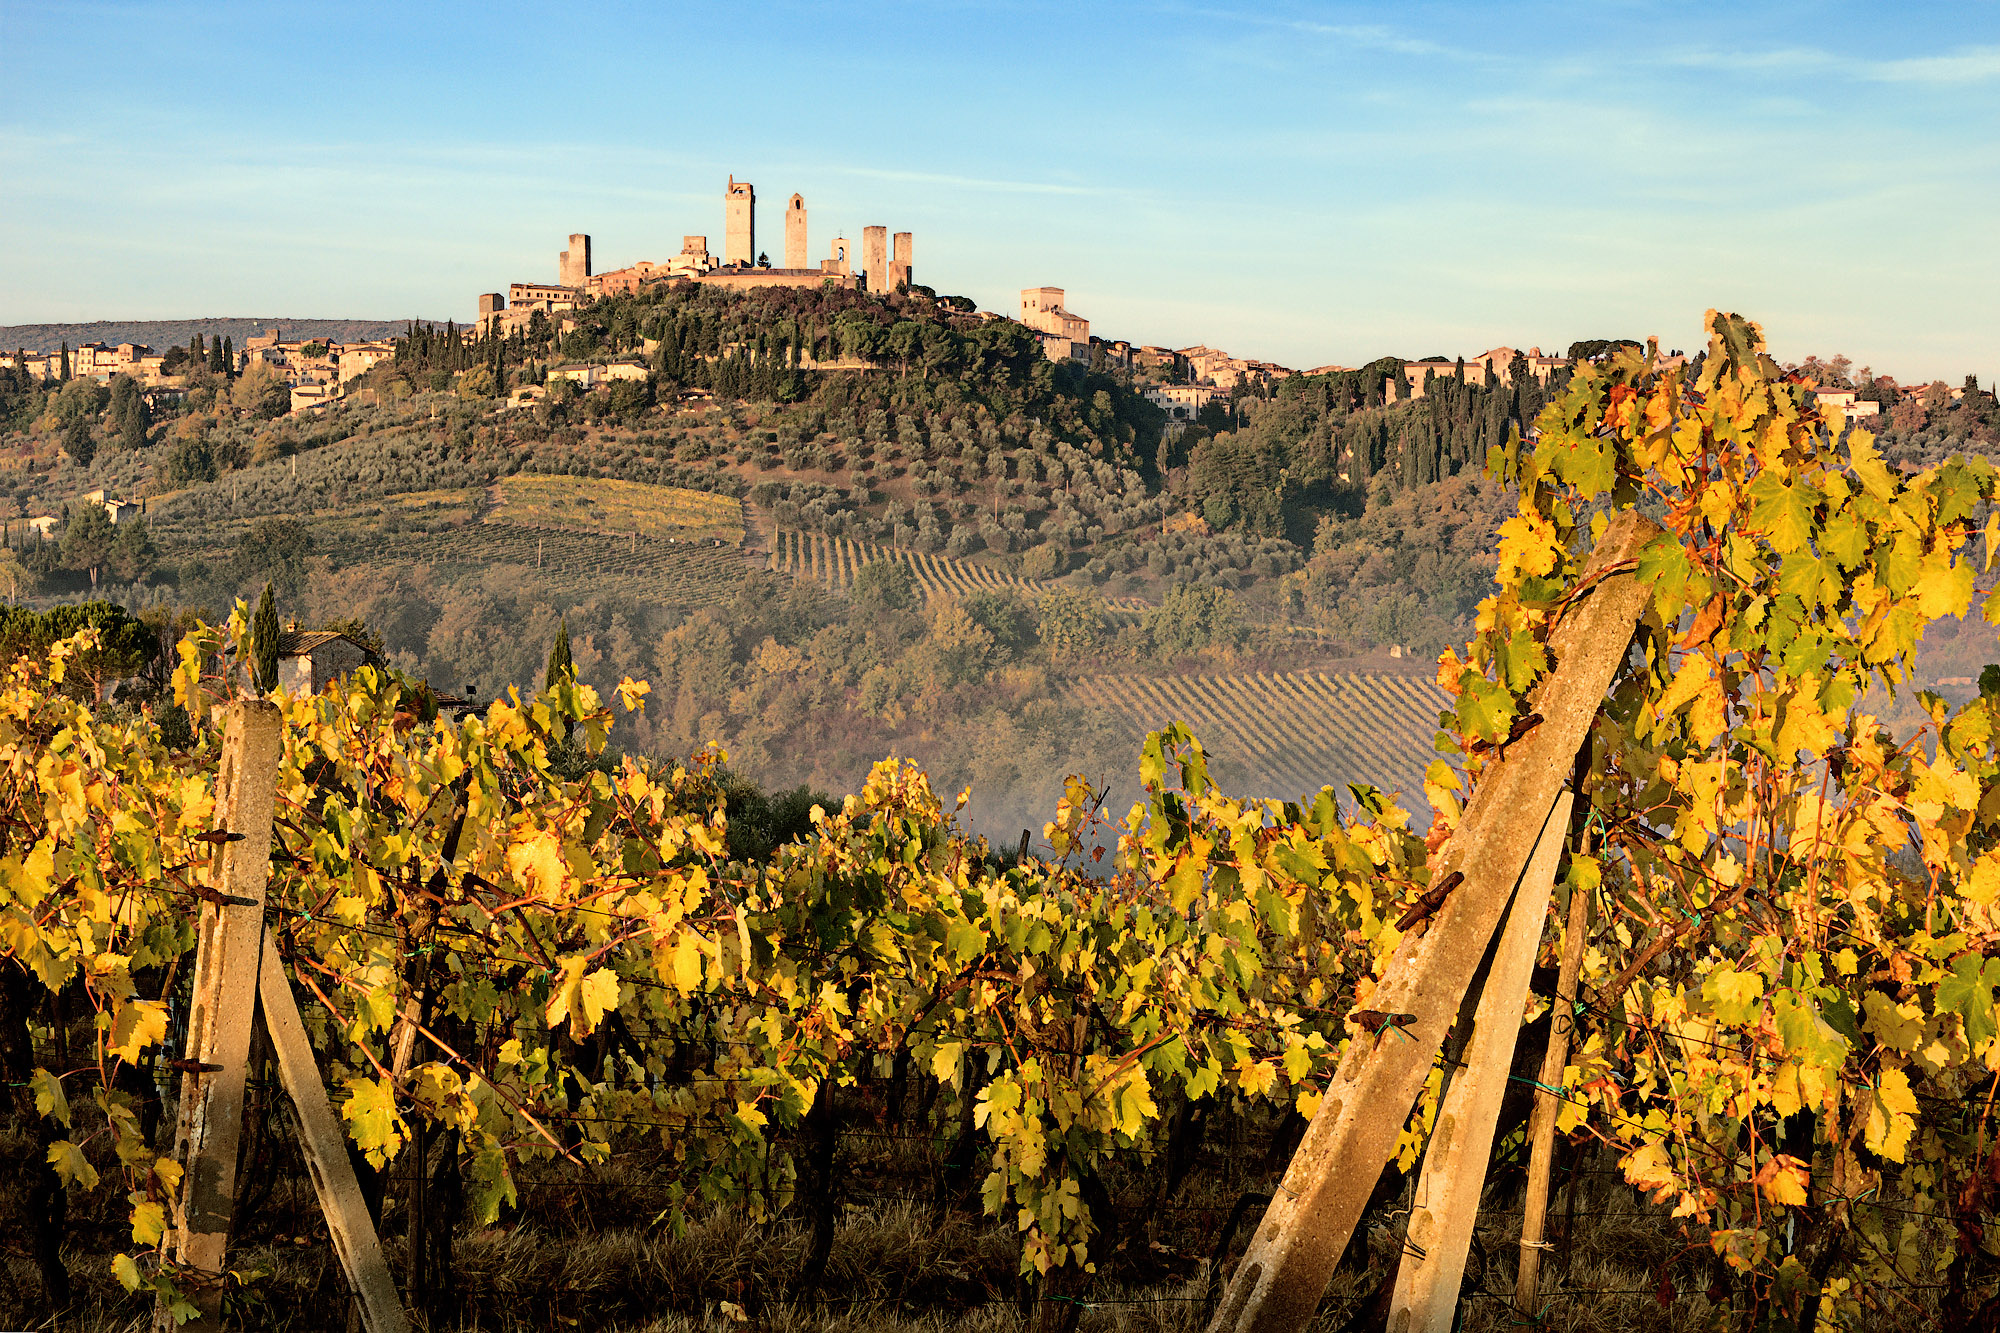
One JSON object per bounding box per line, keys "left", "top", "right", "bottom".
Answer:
{"left": 0, "top": 1121, "right": 1957, "bottom": 1333}
{"left": 489, "top": 475, "right": 745, "bottom": 543}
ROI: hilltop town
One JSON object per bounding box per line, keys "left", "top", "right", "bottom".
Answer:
{"left": 4, "top": 175, "right": 1697, "bottom": 427}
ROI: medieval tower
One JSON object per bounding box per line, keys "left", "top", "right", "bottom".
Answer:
{"left": 725, "top": 176, "right": 756, "bottom": 267}
{"left": 784, "top": 194, "right": 808, "bottom": 270}
{"left": 890, "top": 231, "right": 913, "bottom": 291}
{"left": 559, "top": 233, "right": 591, "bottom": 287}
{"left": 862, "top": 226, "right": 889, "bottom": 295}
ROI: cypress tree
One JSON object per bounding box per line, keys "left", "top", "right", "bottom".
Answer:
{"left": 223, "top": 336, "right": 235, "bottom": 377}
{"left": 544, "top": 618, "right": 573, "bottom": 690}
{"left": 545, "top": 619, "right": 576, "bottom": 742}
{"left": 252, "top": 583, "right": 281, "bottom": 693}
{"left": 59, "top": 342, "right": 71, "bottom": 381}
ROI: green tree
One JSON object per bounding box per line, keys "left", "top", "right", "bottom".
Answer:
{"left": 545, "top": 618, "right": 573, "bottom": 689}
{"left": 1036, "top": 584, "right": 1104, "bottom": 663}
{"left": 1147, "top": 582, "right": 1243, "bottom": 660}
{"left": 0, "top": 600, "right": 159, "bottom": 698}
{"left": 851, "top": 560, "right": 917, "bottom": 615}
{"left": 111, "top": 375, "right": 150, "bottom": 450}
{"left": 164, "top": 431, "right": 218, "bottom": 487}
{"left": 62, "top": 416, "right": 95, "bottom": 467}
{"left": 109, "top": 517, "right": 158, "bottom": 584}
{"left": 59, "top": 341, "right": 71, "bottom": 381}
{"left": 234, "top": 360, "right": 290, "bottom": 419}
{"left": 59, "top": 504, "right": 115, "bottom": 586}
{"left": 233, "top": 518, "right": 313, "bottom": 597}
{"left": 251, "top": 582, "right": 280, "bottom": 692}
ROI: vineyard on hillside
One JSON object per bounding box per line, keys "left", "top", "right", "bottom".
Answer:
{"left": 1069, "top": 670, "right": 1449, "bottom": 804}
{"left": 768, "top": 528, "right": 1153, "bottom": 615}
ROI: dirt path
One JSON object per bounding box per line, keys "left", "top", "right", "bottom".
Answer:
{"left": 738, "top": 499, "right": 775, "bottom": 570}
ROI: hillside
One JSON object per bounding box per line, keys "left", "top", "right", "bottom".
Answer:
{"left": 20, "top": 287, "right": 1911, "bottom": 833}
{"left": 0, "top": 316, "right": 433, "bottom": 352}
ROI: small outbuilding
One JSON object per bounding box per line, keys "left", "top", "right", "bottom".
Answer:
{"left": 273, "top": 629, "right": 377, "bottom": 696}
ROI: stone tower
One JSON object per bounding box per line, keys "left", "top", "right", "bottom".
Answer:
{"left": 862, "top": 226, "right": 889, "bottom": 295}
{"left": 825, "top": 236, "right": 851, "bottom": 277}
{"left": 784, "top": 194, "right": 808, "bottom": 271}
{"left": 889, "top": 231, "right": 913, "bottom": 292}
{"left": 725, "top": 176, "right": 755, "bottom": 267}
{"left": 559, "top": 233, "right": 591, "bottom": 287}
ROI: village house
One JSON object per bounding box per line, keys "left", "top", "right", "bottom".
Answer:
{"left": 1144, "top": 383, "right": 1220, "bottom": 421}
{"left": 84, "top": 490, "right": 141, "bottom": 524}
{"left": 1019, "top": 288, "right": 1092, "bottom": 362}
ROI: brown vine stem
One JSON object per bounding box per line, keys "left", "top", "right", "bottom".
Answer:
{"left": 297, "top": 949, "right": 580, "bottom": 1165}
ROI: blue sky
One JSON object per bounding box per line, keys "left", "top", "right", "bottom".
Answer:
{"left": 2, "top": 1, "right": 1995, "bottom": 381}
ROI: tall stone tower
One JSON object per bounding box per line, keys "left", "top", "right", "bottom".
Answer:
{"left": 725, "top": 176, "right": 755, "bottom": 267}
{"left": 889, "top": 231, "right": 913, "bottom": 292}
{"left": 559, "top": 234, "right": 591, "bottom": 287}
{"left": 784, "top": 194, "right": 808, "bottom": 271}
{"left": 862, "top": 226, "right": 889, "bottom": 295}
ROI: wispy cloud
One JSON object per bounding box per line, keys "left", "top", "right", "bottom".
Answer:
{"left": 833, "top": 166, "right": 1104, "bottom": 196}
{"left": 1663, "top": 46, "right": 1839, "bottom": 75}
{"left": 1866, "top": 45, "right": 2000, "bottom": 86}
{"left": 1178, "top": 7, "right": 1481, "bottom": 61}
{"left": 1667, "top": 42, "right": 2000, "bottom": 86}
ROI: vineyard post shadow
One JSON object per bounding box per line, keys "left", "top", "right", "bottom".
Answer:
{"left": 1203, "top": 509, "right": 1657, "bottom": 1333}
{"left": 156, "top": 698, "right": 410, "bottom": 1333}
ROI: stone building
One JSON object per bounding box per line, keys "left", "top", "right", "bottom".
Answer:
{"left": 1145, "top": 383, "right": 1218, "bottom": 420}
{"left": 279, "top": 631, "right": 374, "bottom": 696}
{"left": 1398, "top": 346, "right": 1572, "bottom": 400}
{"left": 862, "top": 227, "right": 889, "bottom": 294}
{"left": 1020, "top": 288, "right": 1090, "bottom": 360}
{"left": 230, "top": 629, "right": 376, "bottom": 698}
{"left": 84, "top": 489, "right": 141, "bottom": 524}
{"left": 785, "top": 195, "right": 808, "bottom": 271}
{"left": 725, "top": 177, "right": 756, "bottom": 266}
{"left": 559, "top": 234, "right": 592, "bottom": 287}
{"left": 671, "top": 236, "right": 715, "bottom": 278}
{"left": 888, "top": 231, "right": 913, "bottom": 292}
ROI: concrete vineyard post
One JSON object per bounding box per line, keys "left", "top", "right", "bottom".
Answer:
{"left": 1386, "top": 790, "right": 1574, "bottom": 1332}
{"left": 1203, "top": 509, "right": 1656, "bottom": 1333}
{"left": 259, "top": 939, "right": 411, "bottom": 1333}
{"left": 157, "top": 700, "right": 283, "bottom": 1333}
{"left": 1516, "top": 822, "right": 1597, "bottom": 1313}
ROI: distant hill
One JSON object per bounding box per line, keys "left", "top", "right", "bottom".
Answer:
{"left": 0, "top": 317, "right": 450, "bottom": 353}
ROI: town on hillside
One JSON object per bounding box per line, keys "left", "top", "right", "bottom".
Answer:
{"left": 15, "top": 172, "right": 1909, "bottom": 428}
